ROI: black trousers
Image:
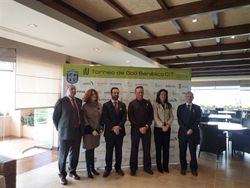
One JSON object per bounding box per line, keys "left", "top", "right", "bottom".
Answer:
{"left": 85, "top": 149, "right": 95, "bottom": 171}
{"left": 154, "top": 127, "right": 171, "bottom": 171}
{"left": 179, "top": 135, "right": 198, "bottom": 171}
{"left": 58, "top": 130, "right": 82, "bottom": 177}
{"left": 105, "top": 133, "right": 124, "bottom": 171}
{"left": 130, "top": 127, "right": 151, "bottom": 172}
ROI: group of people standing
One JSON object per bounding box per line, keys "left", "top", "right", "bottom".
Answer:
{"left": 53, "top": 85, "right": 201, "bottom": 185}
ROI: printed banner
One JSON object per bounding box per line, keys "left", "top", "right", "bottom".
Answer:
{"left": 63, "top": 64, "right": 191, "bottom": 169}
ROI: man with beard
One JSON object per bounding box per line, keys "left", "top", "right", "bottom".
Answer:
{"left": 102, "top": 87, "right": 127, "bottom": 177}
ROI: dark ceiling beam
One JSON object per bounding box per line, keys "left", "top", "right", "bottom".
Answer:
{"left": 156, "top": 0, "right": 186, "bottom": 51}
{"left": 171, "top": 19, "right": 194, "bottom": 48}
{"left": 129, "top": 24, "right": 250, "bottom": 47}
{"left": 38, "top": 0, "right": 130, "bottom": 46}
{"left": 171, "top": 20, "right": 184, "bottom": 34}
{"left": 98, "top": 0, "right": 250, "bottom": 32}
{"left": 157, "top": 0, "right": 169, "bottom": 10}
{"left": 149, "top": 42, "right": 250, "bottom": 58}
{"left": 103, "top": 0, "right": 156, "bottom": 52}
{"left": 168, "top": 60, "right": 250, "bottom": 68}
{"left": 192, "top": 70, "right": 250, "bottom": 77}
{"left": 186, "top": 41, "right": 193, "bottom": 48}
{"left": 104, "top": 0, "right": 130, "bottom": 18}
{"left": 133, "top": 48, "right": 148, "bottom": 57}
{"left": 104, "top": 32, "right": 128, "bottom": 46}
{"left": 156, "top": 0, "right": 185, "bottom": 35}
{"left": 38, "top": 0, "right": 97, "bottom": 29}
{"left": 161, "top": 53, "right": 250, "bottom": 65}
{"left": 152, "top": 0, "right": 193, "bottom": 48}
{"left": 139, "top": 26, "right": 156, "bottom": 38}
{"left": 163, "top": 45, "right": 170, "bottom": 51}
{"left": 102, "top": 0, "right": 130, "bottom": 46}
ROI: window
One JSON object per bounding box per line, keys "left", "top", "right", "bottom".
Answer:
{"left": 0, "top": 61, "right": 15, "bottom": 115}
{"left": 192, "top": 86, "right": 250, "bottom": 110}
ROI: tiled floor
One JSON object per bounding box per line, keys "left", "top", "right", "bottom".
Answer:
{"left": 16, "top": 152, "right": 250, "bottom": 188}
{"left": 0, "top": 137, "right": 58, "bottom": 174}
{"left": 17, "top": 150, "right": 58, "bottom": 174}
{"left": 1, "top": 138, "right": 250, "bottom": 188}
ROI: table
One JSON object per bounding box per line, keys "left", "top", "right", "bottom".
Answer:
{"left": 218, "top": 111, "right": 236, "bottom": 115}
{"left": 200, "top": 122, "right": 248, "bottom": 154}
{"left": 208, "top": 114, "right": 232, "bottom": 122}
{"left": 200, "top": 121, "right": 247, "bottom": 131}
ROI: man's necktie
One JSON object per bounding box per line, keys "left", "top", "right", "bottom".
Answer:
{"left": 71, "top": 98, "right": 80, "bottom": 128}
{"left": 187, "top": 104, "right": 191, "bottom": 112}
{"left": 114, "top": 101, "right": 119, "bottom": 113}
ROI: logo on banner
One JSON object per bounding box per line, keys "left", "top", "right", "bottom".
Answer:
{"left": 67, "top": 69, "right": 78, "bottom": 84}
{"left": 83, "top": 68, "right": 90, "bottom": 75}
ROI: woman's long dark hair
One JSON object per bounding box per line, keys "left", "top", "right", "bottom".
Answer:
{"left": 156, "top": 89, "right": 172, "bottom": 109}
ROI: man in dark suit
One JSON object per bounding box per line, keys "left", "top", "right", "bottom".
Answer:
{"left": 53, "top": 84, "right": 83, "bottom": 185}
{"left": 128, "top": 86, "right": 154, "bottom": 176}
{"left": 177, "top": 91, "right": 201, "bottom": 176}
{"left": 102, "top": 87, "right": 127, "bottom": 177}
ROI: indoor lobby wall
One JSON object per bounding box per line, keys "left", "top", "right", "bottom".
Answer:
{"left": 0, "top": 37, "right": 90, "bottom": 146}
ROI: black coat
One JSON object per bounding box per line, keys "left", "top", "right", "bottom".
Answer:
{"left": 177, "top": 103, "right": 201, "bottom": 144}
{"left": 101, "top": 100, "right": 127, "bottom": 138}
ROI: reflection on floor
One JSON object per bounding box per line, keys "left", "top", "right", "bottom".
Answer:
{"left": 16, "top": 149, "right": 58, "bottom": 174}
{"left": 17, "top": 152, "right": 250, "bottom": 188}
{"left": 0, "top": 137, "right": 58, "bottom": 174}
{"left": 1, "top": 137, "right": 250, "bottom": 188}
{"left": 0, "top": 137, "right": 49, "bottom": 159}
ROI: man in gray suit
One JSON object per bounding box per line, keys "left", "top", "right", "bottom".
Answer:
{"left": 53, "top": 85, "right": 83, "bottom": 185}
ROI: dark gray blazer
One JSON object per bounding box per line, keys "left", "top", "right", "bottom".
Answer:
{"left": 177, "top": 103, "right": 201, "bottom": 144}
{"left": 102, "top": 100, "right": 127, "bottom": 138}
{"left": 53, "top": 96, "right": 84, "bottom": 140}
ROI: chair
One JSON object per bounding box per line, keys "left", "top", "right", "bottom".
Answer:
{"left": 199, "top": 124, "right": 226, "bottom": 159}
{"left": 201, "top": 114, "right": 209, "bottom": 122}
{"left": 209, "top": 110, "right": 218, "bottom": 114}
{"left": 232, "top": 129, "right": 250, "bottom": 158}
{"left": 242, "top": 118, "right": 250, "bottom": 129}
{"left": 235, "top": 110, "right": 242, "bottom": 119}
{"left": 230, "top": 110, "right": 242, "bottom": 124}
{"left": 215, "top": 108, "right": 224, "bottom": 111}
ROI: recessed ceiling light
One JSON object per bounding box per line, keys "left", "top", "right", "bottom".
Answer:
{"left": 192, "top": 18, "right": 198, "bottom": 23}
{"left": 230, "top": 36, "right": 235, "bottom": 39}
{"left": 27, "top": 24, "right": 37, "bottom": 28}
{"left": 93, "top": 48, "right": 100, "bottom": 52}
{"left": 128, "top": 30, "right": 132, "bottom": 34}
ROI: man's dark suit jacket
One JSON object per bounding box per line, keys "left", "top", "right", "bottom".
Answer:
{"left": 177, "top": 103, "right": 201, "bottom": 144}
{"left": 53, "top": 96, "right": 84, "bottom": 140}
{"left": 102, "top": 100, "right": 127, "bottom": 138}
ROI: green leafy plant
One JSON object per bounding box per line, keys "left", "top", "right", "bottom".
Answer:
{"left": 21, "top": 113, "right": 34, "bottom": 126}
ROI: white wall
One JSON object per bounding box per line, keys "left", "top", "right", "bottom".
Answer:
{"left": 0, "top": 37, "right": 89, "bottom": 146}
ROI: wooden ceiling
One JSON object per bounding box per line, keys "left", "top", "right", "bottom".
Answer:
{"left": 38, "top": 0, "right": 250, "bottom": 77}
